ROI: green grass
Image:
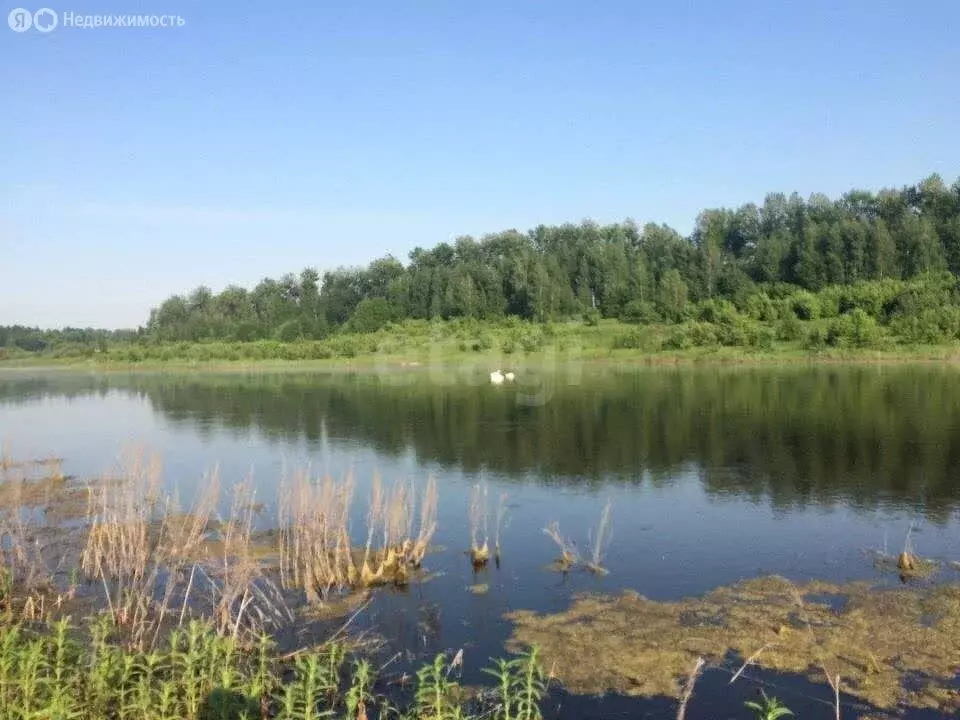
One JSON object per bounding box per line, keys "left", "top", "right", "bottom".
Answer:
{"left": 4, "top": 317, "right": 960, "bottom": 372}
{"left": 0, "top": 614, "right": 547, "bottom": 720}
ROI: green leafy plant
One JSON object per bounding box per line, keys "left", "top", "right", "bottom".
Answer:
{"left": 745, "top": 689, "right": 794, "bottom": 720}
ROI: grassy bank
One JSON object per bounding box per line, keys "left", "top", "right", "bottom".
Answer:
{"left": 3, "top": 317, "right": 960, "bottom": 372}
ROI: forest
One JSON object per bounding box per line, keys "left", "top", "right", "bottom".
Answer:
{"left": 3, "top": 173, "right": 960, "bottom": 359}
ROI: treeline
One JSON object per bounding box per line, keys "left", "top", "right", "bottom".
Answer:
{"left": 142, "top": 174, "right": 960, "bottom": 343}
{"left": 0, "top": 325, "right": 138, "bottom": 357}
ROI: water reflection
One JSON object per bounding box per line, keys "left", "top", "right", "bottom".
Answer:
{"left": 2, "top": 366, "right": 958, "bottom": 520}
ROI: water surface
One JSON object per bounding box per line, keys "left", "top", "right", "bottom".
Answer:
{"left": 1, "top": 365, "right": 959, "bottom": 718}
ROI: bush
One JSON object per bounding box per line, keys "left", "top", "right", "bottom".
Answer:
{"left": 742, "top": 293, "right": 777, "bottom": 322}
{"left": 582, "top": 309, "right": 601, "bottom": 326}
{"left": 663, "top": 322, "right": 718, "bottom": 350}
{"left": 749, "top": 325, "right": 775, "bottom": 350}
{"left": 890, "top": 307, "right": 960, "bottom": 344}
{"left": 776, "top": 315, "right": 804, "bottom": 341}
{"left": 805, "top": 326, "right": 827, "bottom": 351}
{"left": 825, "top": 309, "right": 882, "bottom": 348}
{"left": 696, "top": 299, "right": 739, "bottom": 325}
{"left": 520, "top": 330, "right": 544, "bottom": 353}
{"left": 612, "top": 327, "right": 659, "bottom": 351}
{"left": 816, "top": 287, "right": 842, "bottom": 319}
{"left": 620, "top": 300, "right": 660, "bottom": 324}
{"left": 791, "top": 292, "right": 820, "bottom": 321}
{"left": 349, "top": 298, "right": 392, "bottom": 334}
{"left": 275, "top": 319, "right": 303, "bottom": 343}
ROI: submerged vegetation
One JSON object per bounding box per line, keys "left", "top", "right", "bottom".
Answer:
{"left": 506, "top": 575, "right": 960, "bottom": 715}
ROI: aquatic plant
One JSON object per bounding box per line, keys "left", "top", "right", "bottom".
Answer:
{"left": 494, "top": 492, "right": 508, "bottom": 565}
{"left": 415, "top": 653, "right": 460, "bottom": 720}
{"left": 744, "top": 689, "right": 794, "bottom": 720}
{"left": 278, "top": 470, "right": 439, "bottom": 601}
{"left": 542, "top": 521, "right": 577, "bottom": 570}
{"left": 0, "top": 612, "right": 499, "bottom": 720}
{"left": 468, "top": 483, "right": 490, "bottom": 568}
{"left": 507, "top": 575, "right": 960, "bottom": 714}
{"left": 585, "top": 499, "right": 612, "bottom": 575}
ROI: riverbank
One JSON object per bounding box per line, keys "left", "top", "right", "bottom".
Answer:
{"left": 6, "top": 313, "right": 960, "bottom": 372}
{"left": 4, "top": 340, "right": 960, "bottom": 373}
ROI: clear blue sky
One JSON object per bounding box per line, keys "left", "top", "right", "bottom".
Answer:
{"left": 2, "top": 0, "right": 958, "bottom": 329}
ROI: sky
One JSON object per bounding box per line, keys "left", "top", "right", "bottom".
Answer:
{"left": 2, "top": 1, "right": 959, "bottom": 329}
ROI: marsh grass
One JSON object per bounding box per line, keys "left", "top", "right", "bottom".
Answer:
{"left": 81, "top": 451, "right": 220, "bottom": 647}
{"left": 468, "top": 483, "right": 490, "bottom": 568}
{"left": 494, "top": 492, "right": 508, "bottom": 566}
{"left": 542, "top": 522, "right": 577, "bottom": 571}
{"left": 585, "top": 500, "right": 612, "bottom": 575}
{"left": 278, "top": 471, "right": 438, "bottom": 601}
{"left": 0, "top": 449, "right": 440, "bottom": 654}
{"left": 869, "top": 521, "right": 940, "bottom": 580}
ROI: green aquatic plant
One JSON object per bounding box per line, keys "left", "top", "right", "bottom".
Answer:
{"left": 745, "top": 689, "right": 794, "bottom": 720}
{"left": 345, "top": 658, "right": 374, "bottom": 720}
{"left": 415, "top": 653, "right": 460, "bottom": 720}
{"left": 482, "top": 647, "right": 546, "bottom": 720}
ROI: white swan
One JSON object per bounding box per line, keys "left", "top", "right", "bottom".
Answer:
{"left": 504, "top": 372, "right": 516, "bottom": 382}
{"left": 490, "top": 370, "right": 505, "bottom": 384}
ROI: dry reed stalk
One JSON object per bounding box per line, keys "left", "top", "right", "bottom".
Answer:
{"left": 586, "top": 500, "right": 613, "bottom": 575}
{"left": 543, "top": 521, "right": 578, "bottom": 569}
{"left": 729, "top": 643, "right": 778, "bottom": 685}
{"left": 81, "top": 450, "right": 221, "bottom": 647}
{"left": 468, "top": 483, "right": 489, "bottom": 565}
{"left": 278, "top": 470, "right": 438, "bottom": 600}
{"left": 676, "top": 657, "right": 705, "bottom": 720}
{"left": 410, "top": 475, "right": 437, "bottom": 567}
{"left": 494, "top": 491, "right": 508, "bottom": 561}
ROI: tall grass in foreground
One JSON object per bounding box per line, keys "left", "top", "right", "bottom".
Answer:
{"left": 0, "top": 614, "right": 548, "bottom": 720}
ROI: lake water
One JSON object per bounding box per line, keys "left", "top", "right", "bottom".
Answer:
{"left": 1, "top": 365, "right": 959, "bottom": 718}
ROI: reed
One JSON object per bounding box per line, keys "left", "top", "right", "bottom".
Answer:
{"left": 585, "top": 500, "right": 612, "bottom": 575}
{"left": 468, "top": 483, "right": 490, "bottom": 567}
{"left": 80, "top": 450, "right": 217, "bottom": 647}
{"left": 494, "top": 492, "right": 509, "bottom": 565}
{"left": 278, "top": 470, "right": 439, "bottom": 600}
{"left": 542, "top": 521, "right": 578, "bottom": 570}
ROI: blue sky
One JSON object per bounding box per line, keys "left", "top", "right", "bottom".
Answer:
{"left": 2, "top": 1, "right": 959, "bottom": 328}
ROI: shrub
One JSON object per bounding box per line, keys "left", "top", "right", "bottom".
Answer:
{"left": 520, "top": 330, "right": 544, "bottom": 353}
{"left": 349, "top": 298, "right": 392, "bottom": 334}
{"left": 664, "top": 322, "right": 718, "bottom": 350}
{"left": 612, "top": 327, "right": 658, "bottom": 351}
{"left": 776, "top": 315, "right": 804, "bottom": 341}
{"left": 805, "top": 326, "right": 827, "bottom": 351}
{"left": 620, "top": 300, "right": 660, "bottom": 325}
{"left": 742, "top": 293, "right": 777, "bottom": 322}
{"left": 582, "top": 309, "right": 601, "bottom": 326}
{"left": 890, "top": 307, "right": 960, "bottom": 344}
{"left": 791, "top": 292, "right": 820, "bottom": 321}
{"left": 816, "top": 286, "right": 842, "bottom": 319}
{"left": 697, "top": 299, "right": 739, "bottom": 325}
{"left": 825, "top": 309, "right": 881, "bottom": 348}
